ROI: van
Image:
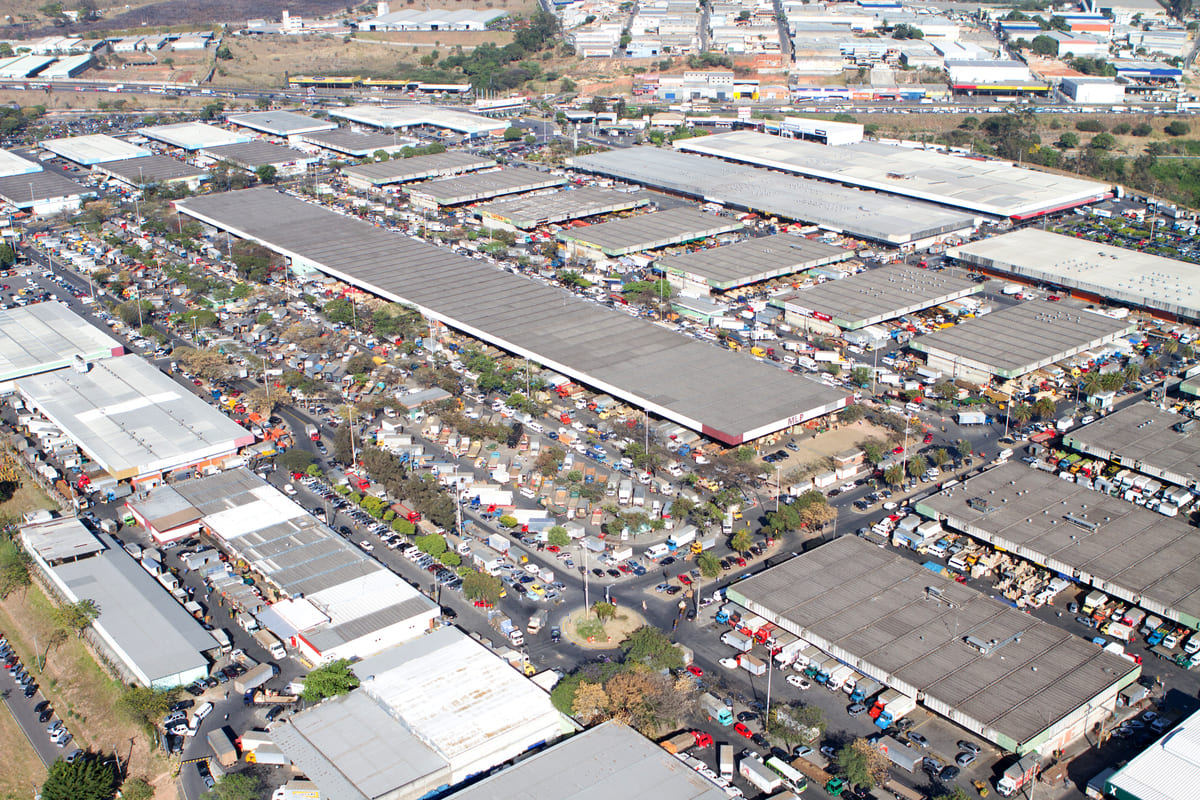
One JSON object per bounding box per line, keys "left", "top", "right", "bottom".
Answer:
{"left": 190, "top": 702, "right": 214, "bottom": 730}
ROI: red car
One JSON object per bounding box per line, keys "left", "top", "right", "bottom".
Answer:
{"left": 923, "top": 433, "right": 934, "bottom": 443}
{"left": 892, "top": 445, "right": 905, "bottom": 454}
{"left": 734, "top": 722, "right": 753, "bottom": 739}
{"left": 678, "top": 574, "right": 692, "bottom": 585}
{"left": 545, "top": 545, "right": 560, "bottom": 553}
{"left": 735, "top": 556, "right": 747, "bottom": 567}
{"left": 686, "top": 664, "right": 704, "bottom": 677}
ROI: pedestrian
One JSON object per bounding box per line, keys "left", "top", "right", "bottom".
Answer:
{"left": 223, "top": 713, "right": 228, "bottom": 721}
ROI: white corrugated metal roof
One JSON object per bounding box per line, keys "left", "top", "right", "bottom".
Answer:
{"left": 1108, "top": 710, "right": 1200, "bottom": 800}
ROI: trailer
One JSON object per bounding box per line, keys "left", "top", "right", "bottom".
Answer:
{"left": 739, "top": 756, "right": 782, "bottom": 794}
{"left": 876, "top": 736, "right": 921, "bottom": 773}
{"left": 207, "top": 727, "right": 238, "bottom": 767}
{"left": 738, "top": 652, "right": 767, "bottom": 676}
{"left": 718, "top": 743, "right": 734, "bottom": 779}
{"left": 659, "top": 730, "right": 713, "bottom": 754}
{"left": 235, "top": 663, "right": 279, "bottom": 695}
{"left": 789, "top": 752, "right": 846, "bottom": 796}
{"left": 721, "top": 631, "right": 754, "bottom": 652}
{"left": 957, "top": 410, "right": 987, "bottom": 426}
{"left": 876, "top": 693, "right": 917, "bottom": 728}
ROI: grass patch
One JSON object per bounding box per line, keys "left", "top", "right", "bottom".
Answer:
{"left": 0, "top": 699, "right": 47, "bottom": 800}
{"left": 575, "top": 617, "right": 606, "bottom": 641}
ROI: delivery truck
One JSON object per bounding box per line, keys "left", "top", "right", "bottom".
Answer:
{"left": 659, "top": 730, "right": 713, "bottom": 754}
{"left": 253, "top": 629, "right": 287, "bottom": 660}
{"left": 876, "top": 693, "right": 917, "bottom": 729}
{"left": 789, "top": 752, "right": 846, "bottom": 796}
{"left": 718, "top": 743, "right": 734, "bottom": 779}
{"left": 876, "top": 736, "right": 921, "bottom": 773}
{"left": 207, "top": 727, "right": 238, "bottom": 767}
{"left": 700, "top": 693, "right": 734, "bottom": 726}
{"left": 739, "top": 756, "right": 782, "bottom": 794}
{"left": 997, "top": 754, "right": 1041, "bottom": 796}
{"left": 528, "top": 609, "right": 548, "bottom": 635}
{"left": 721, "top": 631, "right": 754, "bottom": 652}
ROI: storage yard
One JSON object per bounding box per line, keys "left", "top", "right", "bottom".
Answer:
{"left": 775, "top": 264, "right": 982, "bottom": 331}
{"left": 656, "top": 233, "right": 855, "bottom": 294}
{"left": 568, "top": 147, "right": 977, "bottom": 246}
{"left": 676, "top": 131, "right": 1113, "bottom": 219}
{"left": 917, "top": 461, "right": 1200, "bottom": 630}
{"left": 908, "top": 302, "right": 1135, "bottom": 382}
{"left": 728, "top": 535, "right": 1140, "bottom": 755}
{"left": 176, "top": 188, "right": 848, "bottom": 444}
{"left": 948, "top": 228, "right": 1200, "bottom": 322}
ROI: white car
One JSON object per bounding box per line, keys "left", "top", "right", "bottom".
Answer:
{"left": 719, "top": 657, "right": 738, "bottom": 669}
{"left": 358, "top": 541, "right": 374, "bottom": 552}
{"left": 786, "top": 675, "right": 811, "bottom": 690}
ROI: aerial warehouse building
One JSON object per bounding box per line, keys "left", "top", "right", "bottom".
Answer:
{"left": 176, "top": 188, "right": 848, "bottom": 445}
{"left": 729, "top": 535, "right": 1139, "bottom": 756}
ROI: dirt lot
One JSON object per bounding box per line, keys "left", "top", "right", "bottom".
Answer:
{"left": 774, "top": 419, "right": 893, "bottom": 474}
{"left": 213, "top": 33, "right": 421, "bottom": 88}
{"left": 0, "top": 702, "right": 46, "bottom": 800}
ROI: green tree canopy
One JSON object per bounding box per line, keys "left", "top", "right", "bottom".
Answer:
{"left": 301, "top": 659, "right": 360, "bottom": 703}
{"left": 620, "top": 625, "right": 684, "bottom": 670}
{"left": 547, "top": 525, "right": 571, "bottom": 547}
{"left": 255, "top": 164, "right": 277, "bottom": 184}
{"left": 204, "top": 773, "right": 262, "bottom": 800}
{"left": 836, "top": 738, "right": 889, "bottom": 789}
{"left": 117, "top": 685, "right": 179, "bottom": 729}
{"left": 41, "top": 756, "right": 117, "bottom": 800}
{"left": 461, "top": 569, "right": 504, "bottom": 605}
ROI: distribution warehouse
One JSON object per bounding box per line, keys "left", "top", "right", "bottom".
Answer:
{"left": 1064, "top": 404, "right": 1200, "bottom": 491}
{"left": 226, "top": 110, "right": 339, "bottom": 138}
{"left": 774, "top": 264, "right": 981, "bottom": 332}
{"left": 138, "top": 121, "right": 252, "bottom": 151}
{"left": 41, "top": 133, "right": 150, "bottom": 165}
{"left": 568, "top": 147, "right": 976, "bottom": 247}
{"left": 947, "top": 228, "right": 1200, "bottom": 322}
{"left": 476, "top": 186, "right": 650, "bottom": 231}
{"left": 656, "top": 232, "right": 855, "bottom": 295}
{"left": 176, "top": 188, "right": 847, "bottom": 444}
{"left": 407, "top": 167, "right": 566, "bottom": 207}
{"left": 328, "top": 104, "right": 509, "bottom": 138}
{"left": 555, "top": 207, "right": 744, "bottom": 259}
{"left": 341, "top": 151, "right": 495, "bottom": 189}
{"left": 917, "top": 461, "right": 1200, "bottom": 630}
{"left": 21, "top": 518, "right": 215, "bottom": 688}
{"left": 16, "top": 355, "right": 254, "bottom": 486}
{"left": 729, "top": 536, "right": 1139, "bottom": 755}
{"left": 0, "top": 302, "right": 123, "bottom": 384}
{"left": 907, "top": 302, "right": 1135, "bottom": 382}
{"left": 273, "top": 627, "right": 572, "bottom": 800}
{"left": 675, "top": 131, "right": 1113, "bottom": 219}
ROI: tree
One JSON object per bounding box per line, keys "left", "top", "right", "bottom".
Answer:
{"left": 503, "top": 126, "right": 524, "bottom": 141}
{"left": 730, "top": 528, "right": 754, "bottom": 555}
{"left": 956, "top": 438, "right": 973, "bottom": 461}
{"left": 850, "top": 366, "right": 873, "bottom": 387}
{"left": 891, "top": 23, "right": 923, "bottom": 39}
{"left": 621, "top": 625, "right": 684, "bottom": 670}
{"left": 278, "top": 448, "right": 316, "bottom": 474}
{"left": 696, "top": 551, "right": 722, "bottom": 586}
{"left": 836, "top": 738, "right": 890, "bottom": 789}
{"left": 204, "top": 773, "right": 262, "bottom": 800}
{"left": 907, "top": 454, "right": 928, "bottom": 478}
{"left": 255, "top": 164, "right": 277, "bottom": 184}
{"left": 1076, "top": 119, "right": 1106, "bottom": 133}
{"left": 301, "top": 659, "right": 360, "bottom": 703}
{"left": 1011, "top": 402, "right": 1033, "bottom": 426}
{"left": 118, "top": 778, "right": 154, "bottom": 800}
{"left": 931, "top": 448, "right": 950, "bottom": 469}
{"left": 1054, "top": 131, "right": 1079, "bottom": 149}
{"left": 0, "top": 241, "right": 14, "bottom": 267}
{"left": 1034, "top": 396, "right": 1057, "bottom": 420}
{"left": 768, "top": 703, "right": 825, "bottom": 747}
{"left": 883, "top": 464, "right": 906, "bottom": 488}
{"left": 1030, "top": 34, "right": 1058, "bottom": 55}
{"left": 1166, "top": 120, "right": 1190, "bottom": 136}
{"left": 461, "top": 568, "right": 503, "bottom": 605}
{"left": 571, "top": 680, "right": 610, "bottom": 724}
{"left": 933, "top": 789, "right": 972, "bottom": 800}
{"left": 415, "top": 533, "right": 447, "bottom": 557}
{"left": 372, "top": 149, "right": 390, "bottom": 161}
{"left": 0, "top": 539, "right": 31, "bottom": 598}
{"left": 1089, "top": 132, "right": 1117, "bottom": 150}
{"left": 55, "top": 598, "right": 99, "bottom": 637}
{"left": 547, "top": 525, "right": 571, "bottom": 547}
{"left": 41, "top": 756, "right": 117, "bottom": 800}
{"left": 593, "top": 600, "right": 617, "bottom": 623}
{"left": 117, "top": 685, "right": 179, "bottom": 730}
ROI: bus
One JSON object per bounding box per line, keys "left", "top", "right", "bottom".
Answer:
{"left": 765, "top": 757, "right": 808, "bottom": 793}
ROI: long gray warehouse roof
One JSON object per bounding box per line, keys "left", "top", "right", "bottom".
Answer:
{"left": 298, "top": 128, "right": 414, "bottom": 157}
{"left": 776, "top": 264, "right": 981, "bottom": 330}
{"left": 729, "top": 535, "right": 1139, "bottom": 753}
{"left": 948, "top": 228, "right": 1200, "bottom": 322}
{"left": 226, "top": 110, "right": 338, "bottom": 136}
{"left": 95, "top": 154, "right": 206, "bottom": 185}
{"left": 476, "top": 186, "right": 650, "bottom": 229}
{"left": 917, "top": 461, "right": 1200, "bottom": 631}
{"left": 407, "top": 167, "right": 566, "bottom": 205}
{"left": 341, "top": 151, "right": 496, "bottom": 186}
{"left": 557, "top": 207, "right": 743, "bottom": 257}
{"left": 200, "top": 141, "right": 314, "bottom": 169}
{"left": 676, "top": 132, "right": 1112, "bottom": 219}
{"left": 447, "top": 721, "right": 729, "bottom": 800}
{"left": 16, "top": 355, "right": 254, "bottom": 481}
{"left": 568, "top": 147, "right": 976, "bottom": 246}
{"left": 656, "top": 233, "right": 855, "bottom": 291}
{"left": 1064, "top": 404, "right": 1200, "bottom": 491}
{"left": 0, "top": 169, "right": 93, "bottom": 207}
{"left": 0, "top": 302, "right": 123, "bottom": 382}
{"left": 908, "top": 302, "right": 1134, "bottom": 379}
{"left": 176, "top": 188, "right": 847, "bottom": 444}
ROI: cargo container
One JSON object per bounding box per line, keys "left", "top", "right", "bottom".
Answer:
{"left": 876, "top": 736, "right": 921, "bottom": 773}
{"left": 739, "top": 756, "right": 782, "bottom": 794}
{"left": 207, "top": 727, "right": 238, "bottom": 767}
